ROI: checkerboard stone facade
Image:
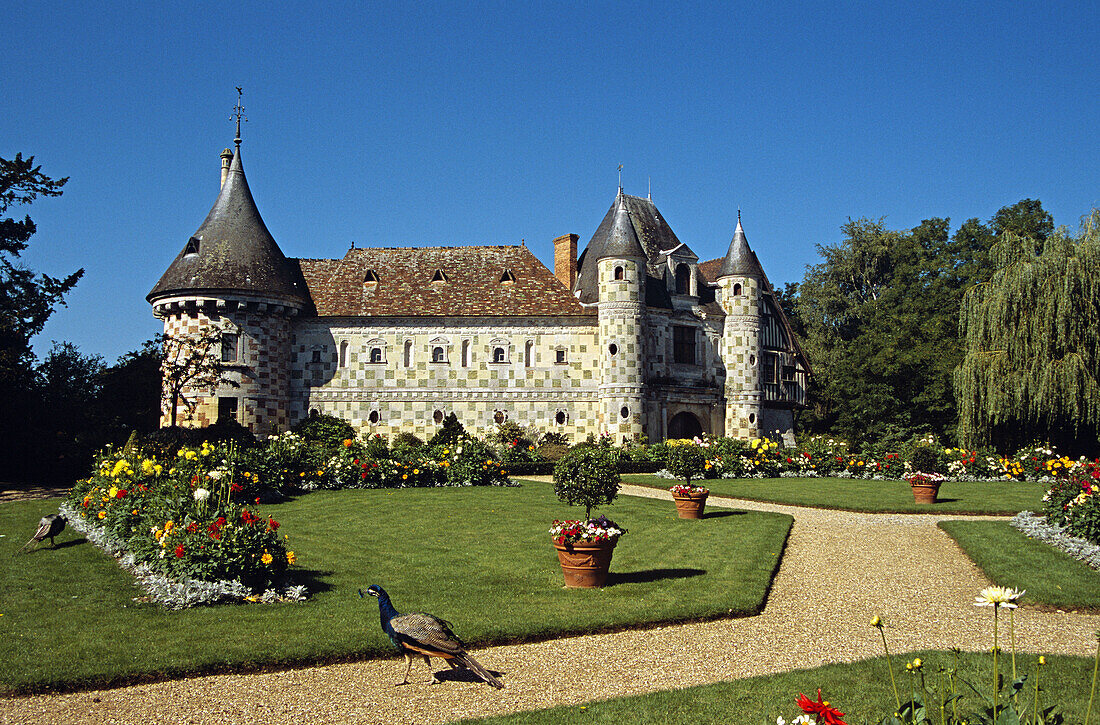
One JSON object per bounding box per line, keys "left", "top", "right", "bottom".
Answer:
{"left": 719, "top": 276, "right": 762, "bottom": 439}
{"left": 290, "top": 320, "right": 602, "bottom": 440}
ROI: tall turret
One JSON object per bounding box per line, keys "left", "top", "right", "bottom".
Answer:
{"left": 593, "top": 191, "right": 648, "bottom": 443}
{"left": 148, "top": 119, "right": 307, "bottom": 435}
{"left": 717, "top": 213, "right": 764, "bottom": 439}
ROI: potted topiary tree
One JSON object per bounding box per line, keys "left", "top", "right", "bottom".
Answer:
{"left": 906, "top": 445, "right": 946, "bottom": 504}
{"left": 665, "top": 439, "right": 710, "bottom": 518}
{"left": 549, "top": 446, "right": 626, "bottom": 588}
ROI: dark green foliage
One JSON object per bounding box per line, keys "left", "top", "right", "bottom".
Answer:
{"left": 539, "top": 431, "right": 569, "bottom": 446}
{"left": 795, "top": 200, "right": 1057, "bottom": 450}
{"left": 1041, "top": 477, "right": 1083, "bottom": 527}
{"left": 553, "top": 446, "right": 622, "bottom": 519}
{"left": 0, "top": 154, "right": 83, "bottom": 483}
{"left": 665, "top": 443, "right": 707, "bottom": 485}
{"left": 391, "top": 431, "right": 424, "bottom": 450}
{"left": 908, "top": 445, "right": 942, "bottom": 474}
{"left": 427, "top": 412, "right": 466, "bottom": 448}
{"left": 291, "top": 412, "right": 356, "bottom": 451}
{"left": 955, "top": 209, "right": 1100, "bottom": 453}
{"left": 536, "top": 442, "right": 570, "bottom": 461}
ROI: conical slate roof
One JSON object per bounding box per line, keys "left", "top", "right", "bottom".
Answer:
{"left": 148, "top": 147, "right": 307, "bottom": 305}
{"left": 574, "top": 191, "right": 687, "bottom": 304}
{"left": 717, "top": 216, "right": 764, "bottom": 279}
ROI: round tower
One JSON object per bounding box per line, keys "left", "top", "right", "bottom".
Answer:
{"left": 596, "top": 192, "right": 648, "bottom": 444}
{"left": 147, "top": 130, "right": 307, "bottom": 436}
{"left": 717, "top": 213, "right": 763, "bottom": 439}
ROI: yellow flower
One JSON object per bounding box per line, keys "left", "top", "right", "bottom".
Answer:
{"left": 402, "top": 474, "right": 408, "bottom": 480}
{"left": 286, "top": 551, "right": 297, "bottom": 565}
{"left": 261, "top": 552, "right": 273, "bottom": 565}
{"left": 108, "top": 485, "right": 119, "bottom": 498}
{"left": 413, "top": 469, "right": 419, "bottom": 475}
{"left": 97, "top": 510, "right": 106, "bottom": 519}
{"left": 1039, "top": 655, "right": 1046, "bottom": 665}
{"left": 871, "top": 615, "right": 882, "bottom": 628}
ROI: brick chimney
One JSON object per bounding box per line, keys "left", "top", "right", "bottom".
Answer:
{"left": 220, "top": 148, "right": 234, "bottom": 188}
{"left": 553, "top": 233, "right": 578, "bottom": 290}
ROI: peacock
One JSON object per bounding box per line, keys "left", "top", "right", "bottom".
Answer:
{"left": 19, "top": 513, "right": 66, "bottom": 553}
{"left": 361, "top": 584, "right": 504, "bottom": 689}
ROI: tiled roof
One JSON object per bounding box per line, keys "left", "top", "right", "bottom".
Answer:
{"left": 697, "top": 257, "right": 724, "bottom": 284}
{"left": 296, "top": 245, "right": 593, "bottom": 318}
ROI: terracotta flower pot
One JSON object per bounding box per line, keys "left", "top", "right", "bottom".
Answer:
{"left": 672, "top": 490, "right": 709, "bottom": 519}
{"left": 910, "top": 483, "right": 940, "bottom": 504}
{"left": 552, "top": 538, "right": 617, "bottom": 588}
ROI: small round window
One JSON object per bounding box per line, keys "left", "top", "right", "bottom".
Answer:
{"left": 620, "top": 406, "right": 629, "bottom": 419}
{"left": 433, "top": 410, "right": 444, "bottom": 424}
{"left": 749, "top": 355, "right": 756, "bottom": 366}
{"left": 493, "top": 410, "right": 505, "bottom": 424}
{"left": 555, "top": 411, "right": 567, "bottom": 425}
{"left": 609, "top": 343, "right": 618, "bottom": 356}
{"left": 368, "top": 410, "right": 380, "bottom": 424}
{"left": 748, "top": 413, "right": 756, "bottom": 424}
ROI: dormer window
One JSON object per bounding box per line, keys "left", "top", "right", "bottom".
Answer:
{"left": 431, "top": 269, "right": 448, "bottom": 283}
{"left": 432, "top": 346, "right": 445, "bottom": 363}
{"left": 733, "top": 283, "right": 743, "bottom": 296}
{"left": 363, "top": 269, "right": 379, "bottom": 285}
{"left": 500, "top": 269, "right": 516, "bottom": 284}
{"left": 675, "top": 263, "right": 691, "bottom": 295}
{"left": 492, "top": 347, "right": 506, "bottom": 363}
{"left": 614, "top": 266, "right": 625, "bottom": 280}
{"left": 184, "top": 236, "right": 200, "bottom": 256}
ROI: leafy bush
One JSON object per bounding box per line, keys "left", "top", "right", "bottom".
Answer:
{"left": 539, "top": 431, "right": 569, "bottom": 446}
{"left": 427, "top": 412, "right": 466, "bottom": 448}
{"left": 291, "top": 412, "right": 356, "bottom": 451}
{"left": 553, "top": 446, "right": 622, "bottom": 520}
{"left": 908, "top": 445, "right": 942, "bottom": 474}
{"left": 536, "top": 442, "right": 570, "bottom": 461}
{"left": 392, "top": 432, "right": 424, "bottom": 450}
{"left": 665, "top": 439, "right": 707, "bottom": 485}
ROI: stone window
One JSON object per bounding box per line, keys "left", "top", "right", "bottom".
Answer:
{"left": 403, "top": 340, "right": 412, "bottom": 367}
{"left": 492, "top": 347, "right": 506, "bottom": 363}
{"left": 461, "top": 339, "right": 470, "bottom": 367}
{"left": 613, "top": 266, "right": 624, "bottom": 280}
{"left": 620, "top": 406, "right": 629, "bottom": 419}
{"left": 608, "top": 343, "right": 618, "bottom": 356}
{"left": 311, "top": 348, "right": 322, "bottom": 364}
{"left": 675, "top": 263, "right": 691, "bottom": 295}
{"left": 221, "top": 333, "right": 238, "bottom": 363}
{"left": 370, "top": 347, "right": 383, "bottom": 364}
{"left": 434, "top": 409, "right": 445, "bottom": 424}
{"left": 493, "top": 410, "right": 506, "bottom": 424}
{"left": 555, "top": 410, "right": 567, "bottom": 425}
{"left": 218, "top": 397, "right": 238, "bottom": 423}
{"left": 733, "top": 283, "right": 743, "bottom": 296}
{"left": 673, "top": 326, "right": 696, "bottom": 365}
{"left": 432, "top": 346, "right": 445, "bottom": 363}
{"left": 368, "top": 410, "right": 380, "bottom": 424}
{"left": 339, "top": 340, "right": 349, "bottom": 368}
{"left": 524, "top": 340, "right": 534, "bottom": 368}
{"left": 555, "top": 348, "right": 567, "bottom": 364}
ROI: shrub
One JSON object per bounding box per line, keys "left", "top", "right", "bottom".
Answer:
{"left": 536, "top": 442, "right": 570, "bottom": 461}
{"left": 908, "top": 445, "right": 942, "bottom": 474}
{"left": 392, "top": 432, "right": 424, "bottom": 450}
{"left": 427, "top": 413, "right": 466, "bottom": 449}
{"left": 665, "top": 439, "right": 707, "bottom": 485}
{"left": 539, "top": 431, "right": 569, "bottom": 446}
{"left": 291, "top": 412, "right": 356, "bottom": 451}
{"left": 553, "top": 446, "right": 621, "bottom": 520}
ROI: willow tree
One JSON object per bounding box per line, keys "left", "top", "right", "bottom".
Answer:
{"left": 955, "top": 210, "right": 1100, "bottom": 452}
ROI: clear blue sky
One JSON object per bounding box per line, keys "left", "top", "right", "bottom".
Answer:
{"left": 5, "top": 1, "right": 1097, "bottom": 362}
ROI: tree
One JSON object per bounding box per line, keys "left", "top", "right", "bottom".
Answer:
{"left": 0, "top": 154, "right": 83, "bottom": 482}
{"left": 992, "top": 198, "right": 1054, "bottom": 252}
{"left": 97, "top": 338, "right": 162, "bottom": 438}
{"left": 160, "top": 323, "right": 238, "bottom": 427}
{"left": 35, "top": 342, "right": 105, "bottom": 482}
{"left": 955, "top": 209, "right": 1100, "bottom": 454}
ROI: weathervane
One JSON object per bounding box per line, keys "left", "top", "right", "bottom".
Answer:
{"left": 232, "top": 86, "right": 247, "bottom": 147}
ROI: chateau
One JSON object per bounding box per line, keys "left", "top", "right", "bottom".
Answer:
{"left": 148, "top": 135, "right": 809, "bottom": 444}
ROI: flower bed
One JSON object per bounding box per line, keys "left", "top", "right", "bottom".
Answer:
{"left": 66, "top": 443, "right": 302, "bottom": 608}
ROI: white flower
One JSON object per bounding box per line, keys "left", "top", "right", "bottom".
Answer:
{"left": 193, "top": 488, "right": 211, "bottom": 502}
{"left": 975, "top": 585, "right": 1024, "bottom": 608}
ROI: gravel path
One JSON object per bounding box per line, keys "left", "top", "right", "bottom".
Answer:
{"left": 4, "top": 485, "right": 1099, "bottom": 725}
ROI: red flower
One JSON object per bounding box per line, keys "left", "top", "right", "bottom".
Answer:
{"left": 267, "top": 517, "right": 280, "bottom": 531}
{"left": 187, "top": 522, "right": 199, "bottom": 533}
{"left": 230, "top": 482, "right": 243, "bottom": 493}
{"left": 174, "top": 544, "right": 185, "bottom": 558}
{"left": 115, "top": 489, "right": 128, "bottom": 499}
{"left": 797, "top": 690, "right": 847, "bottom": 725}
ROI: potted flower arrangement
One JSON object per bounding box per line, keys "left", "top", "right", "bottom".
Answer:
{"left": 550, "top": 446, "right": 625, "bottom": 588}
{"left": 905, "top": 471, "right": 946, "bottom": 504}
{"left": 666, "top": 439, "right": 709, "bottom": 518}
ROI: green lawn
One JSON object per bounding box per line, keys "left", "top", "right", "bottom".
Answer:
{"left": 0, "top": 485, "right": 791, "bottom": 694}
{"left": 624, "top": 475, "right": 1047, "bottom": 514}
{"left": 939, "top": 520, "right": 1100, "bottom": 610}
{"left": 458, "top": 650, "right": 1095, "bottom": 724}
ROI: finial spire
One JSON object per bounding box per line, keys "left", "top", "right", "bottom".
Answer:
{"left": 232, "top": 86, "right": 247, "bottom": 148}
{"left": 617, "top": 164, "right": 623, "bottom": 192}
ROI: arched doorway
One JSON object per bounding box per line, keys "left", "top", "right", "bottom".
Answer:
{"left": 667, "top": 411, "right": 703, "bottom": 440}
